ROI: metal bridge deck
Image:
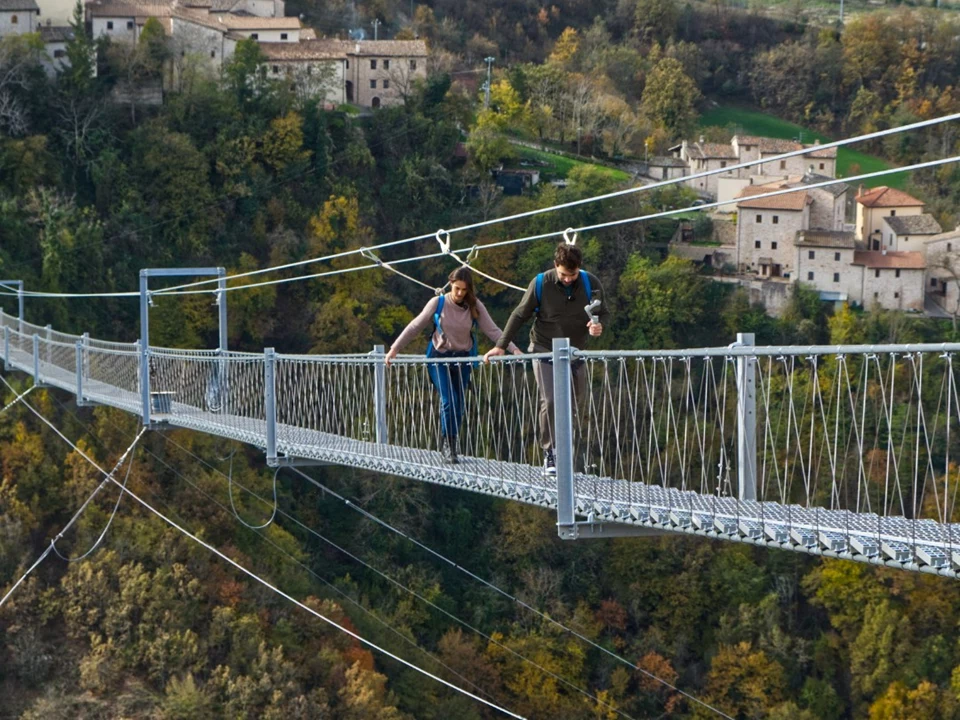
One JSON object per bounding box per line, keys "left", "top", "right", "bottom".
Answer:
{"left": 7, "top": 344, "right": 960, "bottom": 578}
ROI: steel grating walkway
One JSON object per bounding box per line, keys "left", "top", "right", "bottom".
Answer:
{"left": 5, "top": 338, "right": 960, "bottom": 578}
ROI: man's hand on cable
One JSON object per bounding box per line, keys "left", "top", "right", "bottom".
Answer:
{"left": 483, "top": 347, "right": 505, "bottom": 364}
{"left": 588, "top": 321, "right": 603, "bottom": 337}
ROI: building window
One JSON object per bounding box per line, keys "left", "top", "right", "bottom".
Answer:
{"left": 756, "top": 215, "right": 762, "bottom": 224}
{"left": 383, "top": 79, "right": 389, "bottom": 89}
{"left": 383, "top": 59, "right": 390, "bottom": 69}
{"left": 834, "top": 252, "right": 841, "bottom": 261}
{"left": 370, "top": 79, "right": 377, "bottom": 88}
{"left": 808, "top": 271, "right": 814, "bottom": 281}
{"left": 107, "top": 20, "right": 114, "bottom": 29}
{"left": 895, "top": 269, "right": 901, "bottom": 278}
{"left": 780, "top": 160, "right": 786, "bottom": 170}
{"left": 410, "top": 59, "right": 417, "bottom": 70}
{"left": 932, "top": 278, "right": 938, "bottom": 287}
{"left": 875, "top": 269, "right": 880, "bottom": 278}
{"left": 874, "top": 292, "right": 879, "bottom": 299}
{"left": 346, "top": 59, "right": 349, "bottom": 68}
{"left": 772, "top": 215, "right": 779, "bottom": 224}
{"left": 370, "top": 59, "right": 377, "bottom": 69}
{"left": 894, "top": 292, "right": 900, "bottom": 298}
{"left": 808, "top": 250, "right": 815, "bottom": 259}
{"left": 833, "top": 273, "right": 840, "bottom": 283}
{"left": 127, "top": 20, "right": 133, "bottom": 29}
{"left": 273, "top": 65, "right": 279, "bottom": 74}
{"left": 251, "top": 33, "right": 258, "bottom": 39}
{"left": 754, "top": 241, "right": 761, "bottom": 249}
{"left": 819, "top": 163, "right": 825, "bottom": 170}
{"left": 10, "top": 14, "right": 16, "bottom": 23}
{"left": 720, "top": 161, "right": 727, "bottom": 168}
{"left": 210, "top": 50, "right": 216, "bottom": 58}
{"left": 280, "top": 32, "right": 288, "bottom": 39}
{"left": 53, "top": 49, "right": 66, "bottom": 58}
{"left": 771, "top": 241, "right": 778, "bottom": 250}
{"left": 891, "top": 210, "right": 896, "bottom": 216}
{"left": 307, "top": 65, "right": 312, "bottom": 75}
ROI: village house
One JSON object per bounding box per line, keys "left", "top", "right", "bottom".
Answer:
{"left": 851, "top": 251, "right": 926, "bottom": 311}
{"left": 0, "top": 0, "right": 39, "bottom": 35}
{"left": 736, "top": 183, "right": 810, "bottom": 278}
{"left": 855, "top": 185, "right": 926, "bottom": 247}
{"left": 794, "top": 230, "right": 859, "bottom": 302}
{"left": 676, "top": 138, "right": 737, "bottom": 198}
{"left": 642, "top": 155, "right": 688, "bottom": 181}
{"left": 258, "top": 39, "right": 345, "bottom": 106}
{"left": 342, "top": 39, "right": 427, "bottom": 108}
{"left": 878, "top": 213, "right": 942, "bottom": 252}
{"left": 924, "top": 227, "right": 960, "bottom": 316}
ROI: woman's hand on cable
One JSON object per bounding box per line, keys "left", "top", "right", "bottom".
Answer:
{"left": 483, "top": 346, "right": 505, "bottom": 364}
{"left": 510, "top": 347, "right": 523, "bottom": 356}
{"left": 385, "top": 348, "right": 398, "bottom": 366}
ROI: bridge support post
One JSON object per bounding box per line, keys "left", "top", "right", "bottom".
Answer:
{"left": 75, "top": 339, "right": 84, "bottom": 406}
{"left": 140, "top": 271, "right": 151, "bottom": 426}
{"left": 264, "top": 347, "right": 277, "bottom": 465}
{"left": 554, "top": 337, "right": 578, "bottom": 539}
{"left": 373, "top": 344, "right": 387, "bottom": 445}
{"left": 32, "top": 333, "right": 40, "bottom": 386}
{"left": 0, "top": 280, "right": 24, "bottom": 336}
{"left": 735, "top": 332, "right": 757, "bottom": 502}
{"left": 45, "top": 324, "right": 52, "bottom": 368}
{"left": 3, "top": 326, "right": 8, "bottom": 371}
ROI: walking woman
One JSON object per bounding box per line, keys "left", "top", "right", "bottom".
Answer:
{"left": 386, "top": 268, "right": 521, "bottom": 464}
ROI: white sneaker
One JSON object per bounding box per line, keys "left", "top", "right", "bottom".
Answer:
{"left": 543, "top": 450, "right": 557, "bottom": 476}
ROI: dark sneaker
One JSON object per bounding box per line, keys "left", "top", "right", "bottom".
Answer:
{"left": 543, "top": 450, "right": 556, "bottom": 476}
{"left": 442, "top": 436, "right": 459, "bottom": 464}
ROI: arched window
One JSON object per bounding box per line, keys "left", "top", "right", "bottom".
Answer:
{"left": 371, "top": 96, "right": 381, "bottom": 108}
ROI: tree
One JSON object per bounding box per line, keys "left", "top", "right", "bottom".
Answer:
{"left": 634, "top": 0, "right": 679, "bottom": 43}
{"left": 641, "top": 56, "right": 700, "bottom": 138}
{"left": 617, "top": 255, "right": 707, "bottom": 348}
{"left": 698, "top": 642, "right": 786, "bottom": 719}
{"left": 548, "top": 27, "right": 580, "bottom": 70}
{"left": 61, "top": 0, "right": 96, "bottom": 97}
{"left": 0, "top": 34, "right": 45, "bottom": 136}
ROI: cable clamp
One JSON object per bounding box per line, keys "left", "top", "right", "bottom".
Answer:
{"left": 435, "top": 229, "right": 451, "bottom": 255}
{"left": 359, "top": 246, "right": 383, "bottom": 265}
{"left": 466, "top": 245, "right": 480, "bottom": 265}
{"left": 563, "top": 227, "right": 578, "bottom": 245}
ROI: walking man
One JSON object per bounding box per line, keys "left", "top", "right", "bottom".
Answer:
{"left": 483, "top": 242, "right": 607, "bottom": 475}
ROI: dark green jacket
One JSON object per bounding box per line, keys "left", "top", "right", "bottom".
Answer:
{"left": 496, "top": 269, "right": 609, "bottom": 351}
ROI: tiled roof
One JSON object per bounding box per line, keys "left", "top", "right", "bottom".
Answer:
{"left": 759, "top": 138, "right": 803, "bottom": 154}
{"left": 0, "top": 0, "right": 38, "bottom": 9}
{"left": 852, "top": 250, "right": 926, "bottom": 269}
{"left": 259, "top": 39, "right": 347, "bottom": 60}
{"left": 924, "top": 228, "right": 960, "bottom": 245}
{"left": 647, "top": 155, "right": 688, "bottom": 168}
{"left": 300, "top": 26, "right": 315, "bottom": 39}
{"left": 733, "top": 135, "right": 764, "bottom": 146}
{"left": 795, "top": 230, "right": 856, "bottom": 248}
{"left": 882, "top": 214, "right": 942, "bottom": 236}
{"left": 86, "top": 1, "right": 172, "bottom": 16}
{"left": 686, "top": 142, "right": 737, "bottom": 160}
{"left": 346, "top": 39, "right": 428, "bottom": 56}
{"left": 40, "top": 24, "right": 73, "bottom": 42}
{"left": 212, "top": 13, "right": 299, "bottom": 28}
{"left": 797, "top": 172, "right": 848, "bottom": 197}
{"left": 856, "top": 185, "right": 924, "bottom": 207}
{"left": 804, "top": 144, "right": 837, "bottom": 159}
{"left": 736, "top": 183, "right": 810, "bottom": 210}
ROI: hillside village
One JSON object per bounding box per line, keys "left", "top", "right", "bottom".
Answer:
{"left": 0, "top": 0, "right": 427, "bottom": 107}
{"left": 662, "top": 134, "right": 960, "bottom": 317}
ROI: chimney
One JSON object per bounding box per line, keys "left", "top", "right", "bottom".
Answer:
{"left": 355, "top": 42, "right": 360, "bottom": 53}
{"left": 881, "top": 248, "right": 887, "bottom": 256}
{"left": 814, "top": 139, "right": 820, "bottom": 145}
{"left": 698, "top": 135, "right": 705, "bottom": 145}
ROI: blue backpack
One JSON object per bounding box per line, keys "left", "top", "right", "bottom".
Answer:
{"left": 433, "top": 294, "right": 478, "bottom": 356}
{"left": 534, "top": 271, "right": 592, "bottom": 314}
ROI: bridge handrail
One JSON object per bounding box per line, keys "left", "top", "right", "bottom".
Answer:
{"left": 575, "top": 341, "right": 960, "bottom": 359}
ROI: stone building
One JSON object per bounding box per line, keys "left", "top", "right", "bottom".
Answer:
{"left": 878, "top": 213, "right": 942, "bottom": 252}
{"left": 851, "top": 251, "right": 926, "bottom": 311}
{"left": 855, "top": 185, "right": 926, "bottom": 246}
{"left": 794, "top": 230, "right": 859, "bottom": 302}
{"left": 342, "top": 39, "right": 427, "bottom": 108}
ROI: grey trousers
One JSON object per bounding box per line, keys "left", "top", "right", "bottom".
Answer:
{"left": 533, "top": 353, "right": 587, "bottom": 453}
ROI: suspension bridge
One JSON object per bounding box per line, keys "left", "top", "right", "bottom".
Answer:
{"left": 4, "top": 300, "right": 960, "bottom": 578}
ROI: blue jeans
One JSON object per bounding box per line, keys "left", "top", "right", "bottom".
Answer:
{"left": 426, "top": 345, "right": 472, "bottom": 439}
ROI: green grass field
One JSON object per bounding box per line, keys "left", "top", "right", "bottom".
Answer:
{"left": 699, "top": 105, "right": 908, "bottom": 189}
{"left": 514, "top": 146, "right": 633, "bottom": 182}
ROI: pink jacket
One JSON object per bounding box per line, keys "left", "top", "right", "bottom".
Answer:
{"left": 390, "top": 294, "right": 519, "bottom": 355}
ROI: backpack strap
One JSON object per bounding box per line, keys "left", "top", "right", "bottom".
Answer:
{"left": 433, "top": 294, "right": 445, "bottom": 337}
{"left": 581, "top": 271, "right": 592, "bottom": 301}
{"left": 534, "top": 273, "right": 544, "bottom": 314}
